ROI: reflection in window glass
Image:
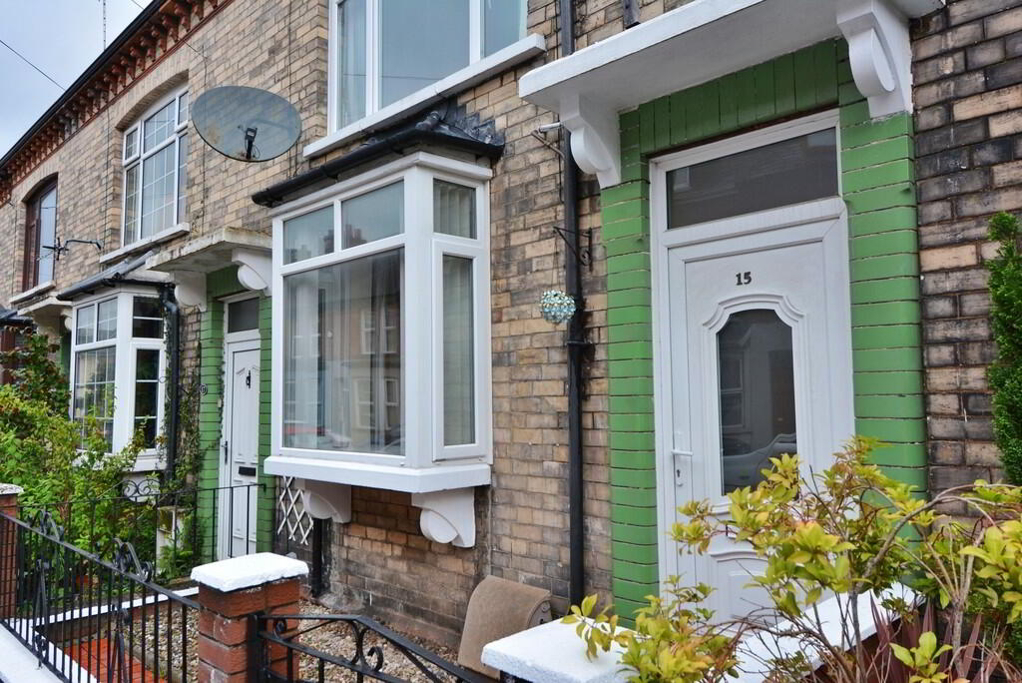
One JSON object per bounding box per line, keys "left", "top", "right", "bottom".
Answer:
{"left": 73, "top": 346, "right": 116, "bottom": 451}
{"left": 342, "top": 182, "right": 403, "bottom": 248}
{"left": 134, "top": 349, "right": 160, "bottom": 448}
{"left": 668, "top": 129, "right": 838, "bottom": 229}
{"left": 77, "top": 305, "right": 95, "bottom": 344}
{"left": 132, "top": 297, "right": 163, "bottom": 338}
{"left": 338, "top": 0, "right": 367, "bottom": 128}
{"left": 283, "top": 250, "right": 403, "bottom": 455}
{"left": 380, "top": 0, "right": 469, "bottom": 107}
{"left": 283, "top": 206, "right": 334, "bottom": 264}
{"left": 36, "top": 186, "right": 57, "bottom": 284}
{"left": 143, "top": 101, "right": 175, "bottom": 152}
{"left": 124, "top": 165, "right": 140, "bottom": 241}
{"left": 96, "top": 299, "right": 118, "bottom": 342}
{"left": 483, "top": 0, "right": 525, "bottom": 56}
{"left": 717, "top": 310, "right": 796, "bottom": 493}
{"left": 228, "top": 298, "right": 260, "bottom": 333}
{"left": 434, "top": 180, "right": 476, "bottom": 238}
{"left": 443, "top": 256, "right": 474, "bottom": 445}
{"left": 140, "top": 144, "right": 177, "bottom": 239}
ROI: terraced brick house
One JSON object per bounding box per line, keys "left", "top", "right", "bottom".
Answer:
{"left": 1, "top": 0, "right": 1020, "bottom": 653}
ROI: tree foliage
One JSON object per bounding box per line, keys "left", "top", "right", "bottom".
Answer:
{"left": 987, "top": 211, "right": 1022, "bottom": 484}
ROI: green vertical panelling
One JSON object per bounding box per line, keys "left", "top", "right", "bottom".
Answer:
{"left": 195, "top": 266, "right": 275, "bottom": 559}
{"left": 606, "top": 38, "right": 923, "bottom": 623}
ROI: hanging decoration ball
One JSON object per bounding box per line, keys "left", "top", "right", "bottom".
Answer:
{"left": 540, "top": 290, "right": 577, "bottom": 325}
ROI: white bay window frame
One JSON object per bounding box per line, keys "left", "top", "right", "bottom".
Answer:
{"left": 269, "top": 152, "right": 492, "bottom": 488}
{"left": 70, "top": 288, "right": 167, "bottom": 471}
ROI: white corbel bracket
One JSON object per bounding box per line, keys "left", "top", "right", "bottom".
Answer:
{"left": 297, "top": 479, "right": 352, "bottom": 524}
{"left": 561, "top": 93, "right": 621, "bottom": 189}
{"left": 838, "top": 0, "right": 913, "bottom": 119}
{"left": 174, "top": 272, "right": 207, "bottom": 312}
{"left": 411, "top": 489, "right": 476, "bottom": 548}
{"left": 232, "top": 248, "right": 272, "bottom": 296}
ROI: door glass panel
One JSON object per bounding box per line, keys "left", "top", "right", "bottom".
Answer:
{"left": 717, "top": 309, "right": 796, "bottom": 494}
{"left": 667, "top": 129, "right": 837, "bottom": 229}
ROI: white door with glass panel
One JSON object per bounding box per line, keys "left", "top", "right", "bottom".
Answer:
{"left": 219, "top": 297, "right": 261, "bottom": 559}
{"left": 652, "top": 114, "right": 855, "bottom": 621}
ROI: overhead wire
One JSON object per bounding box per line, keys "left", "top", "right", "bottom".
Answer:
{"left": 0, "top": 37, "right": 66, "bottom": 91}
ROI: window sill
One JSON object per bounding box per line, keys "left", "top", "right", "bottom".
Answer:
{"left": 100, "top": 223, "right": 190, "bottom": 265}
{"left": 263, "top": 454, "right": 490, "bottom": 492}
{"left": 305, "top": 33, "right": 547, "bottom": 159}
{"left": 10, "top": 280, "right": 55, "bottom": 305}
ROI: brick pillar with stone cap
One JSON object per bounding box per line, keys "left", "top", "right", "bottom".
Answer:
{"left": 191, "top": 552, "right": 308, "bottom": 682}
{"left": 0, "top": 484, "right": 22, "bottom": 619}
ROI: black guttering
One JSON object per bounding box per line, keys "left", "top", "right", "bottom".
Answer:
{"left": 159, "top": 287, "right": 181, "bottom": 481}
{"left": 54, "top": 250, "right": 157, "bottom": 301}
{"left": 251, "top": 126, "right": 503, "bottom": 208}
{"left": 0, "top": 0, "right": 163, "bottom": 171}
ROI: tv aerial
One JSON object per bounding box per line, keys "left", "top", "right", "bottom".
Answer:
{"left": 191, "top": 86, "right": 302, "bottom": 162}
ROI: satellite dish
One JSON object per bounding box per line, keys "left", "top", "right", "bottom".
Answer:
{"left": 192, "top": 86, "right": 301, "bottom": 162}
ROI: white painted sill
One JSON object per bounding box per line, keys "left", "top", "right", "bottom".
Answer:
{"left": 304, "top": 33, "right": 547, "bottom": 159}
{"left": 263, "top": 455, "right": 491, "bottom": 493}
{"left": 99, "top": 223, "right": 190, "bottom": 264}
{"left": 10, "top": 280, "right": 55, "bottom": 305}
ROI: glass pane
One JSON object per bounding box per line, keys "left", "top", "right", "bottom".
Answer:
{"left": 718, "top": 310, "right": 797, "bottom": 494}
{"left": 37, "top": 187, "right": 57, "bottom": 284}
{"left": 443, "top": 255, "right": 474, "bottom": 445}
{"left": 283, "top": 206, "right": 333, "bottom": 264}
{"left": 140, "top": 143, "right": 177, "bottom": 238}
{"left": 668, "top": 129, "right": 838, "bottom": 229}
{"left": 177, "top": 91, "right": 189, "bottom": 123}
{"left": 338, "top": 0, "right": 367, "bottom": 127}
{"left": 134, "top": 348, "right": 160, "bottom": 449}
{"left": 483, "top": 0, "right": 525, "bottom": 56}
{"left": 228, "top": 298, "right": 260, "bottom": 332}
{"left": 282, "top": 249, "right": 403, "bottom": 455}
{"left": 177, "top": 133, "right": 188, "bottom": 223}
{"left": 124, "top": 129, "right": 137, "bottom": 159}
{"left": 434, "top": 180, "right": 476, "bottom": 238}
{"left": 124, "top": 164, "right": 140, "bottom": 244}
{"left": 143, "top": 100, "right": 175, "bottom": 152}
{"left": 380, "top": 0, "right": 470, "bottom": 107}
{"left": 74, "top": 346, "right": 117, "bottom": 451}
{"left": 76, "top": 305, "right": 95, "bottom": 344}
{"left": 341, "top": 182, "right": 403, "bottom": 248}
{"left": 96, "top": 299, "right": 118, "bottom": 342}
{"left": 132, "top": 297, "right": 163, "bottom": 338}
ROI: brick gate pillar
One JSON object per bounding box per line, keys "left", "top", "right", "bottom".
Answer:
{"left": 191, "top": 552, "right": 308, "bottom": 682}
{"left": 0, "top": 484, "right": 22, "bottom": 619}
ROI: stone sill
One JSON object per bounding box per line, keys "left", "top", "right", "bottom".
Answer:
{"left": 100, "top": 223, "right": 190, "bottom": 264}
{"left": 10, "top": 280, "right": 55, "bottom": 305}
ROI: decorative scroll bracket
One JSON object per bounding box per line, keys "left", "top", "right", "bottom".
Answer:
{"left": 297, "top": 479, "right": 352, "bottom": 524}
{"left": 174, "top": 271, "right": 207, "bottom": 312}
{"left": 232, "top": 248, "right": 272, "bottom": 296}
{"left": 838, "top": 0, "right": 913, "bottom": 119}
{"left": 411, "top": 489, "right": 476, "bottom": 548}
{"left": 560, "top": 92, "right": 621, "bottom": 189}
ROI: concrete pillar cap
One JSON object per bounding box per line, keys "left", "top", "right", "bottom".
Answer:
{"left": 0, "top": 485, "right": 24, "bottom": 496}
{"left": 191, "top": 552, "right": 308, "bottom": 592}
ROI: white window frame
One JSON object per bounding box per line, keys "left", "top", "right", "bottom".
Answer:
{"left": 121, "top": 87, "right": 189, "bottom": 247}
{"left": 270, "top": 152, "right": 492, "bottom": 472}
{"left": 70, "top": 288, "right": 167, "bottom": 469}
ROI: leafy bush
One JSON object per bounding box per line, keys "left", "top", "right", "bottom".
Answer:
{"left": 0, "top": 331, "right": 70, "bottom": 416}
{"left": 988, "top": 211, "right": 1022, "bottom": 484}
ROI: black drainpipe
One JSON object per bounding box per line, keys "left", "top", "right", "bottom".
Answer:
{"left": 560, "top": 0, "right": 586, "bottom": 609}
{"left": 159, "top": 286, "right": 181, "bottom": 482}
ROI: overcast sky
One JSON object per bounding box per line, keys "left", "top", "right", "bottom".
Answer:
{"left": 0, "top": 0, "right": 145, "bottom": 159}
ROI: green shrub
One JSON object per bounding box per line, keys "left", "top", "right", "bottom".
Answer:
{"left": 988, "top": 211, "right": 1022, "bottom": 484}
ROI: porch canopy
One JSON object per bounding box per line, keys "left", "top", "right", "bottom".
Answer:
{"left": 519, "top": 0, "right": 943, "bottom": 188}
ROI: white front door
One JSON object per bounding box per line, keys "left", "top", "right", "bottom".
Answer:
{"left": 219, "top": 339, "right": 261, "bottom": 559}
{"left": 653, "top": 114, "right": 854, "bottom": 620}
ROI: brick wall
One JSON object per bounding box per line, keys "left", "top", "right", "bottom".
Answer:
{"left": 912, "top": 0, "right": 1022, "bottom": 496}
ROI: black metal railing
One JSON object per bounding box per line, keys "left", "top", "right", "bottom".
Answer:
{"left": 257, "top": 614, "right": 489, "bottom": 683}
{"left": 0, "top": 507, "right": 201, "bottom": 683}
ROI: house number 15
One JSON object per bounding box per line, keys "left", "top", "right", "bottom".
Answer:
{"left": 735, "top": 271, "right": 752, "bottom": 286}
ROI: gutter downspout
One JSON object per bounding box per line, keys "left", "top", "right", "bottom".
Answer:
{"left": 159, "top": 286, "right": 181, "bottom": 483}
{"left": 560, "top": 0, "right": 586, "bottom": 609}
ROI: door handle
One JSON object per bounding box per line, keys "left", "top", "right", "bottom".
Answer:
{"left": 672, "top": 450, "right": 693, "bottom": 488}
{"left": 222, "top": 440, "right": 229, "bottom": 464}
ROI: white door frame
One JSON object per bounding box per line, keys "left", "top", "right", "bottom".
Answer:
{"left": 648, "top": 110, "right": 854, "bottom": 588}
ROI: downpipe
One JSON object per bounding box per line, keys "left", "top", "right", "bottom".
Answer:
{"left": 159, "top": 286, "right": 181, "bottom": 484}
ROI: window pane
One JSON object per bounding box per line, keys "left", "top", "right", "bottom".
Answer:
{"left": 380, "top": 0, "right": 470, "bottom": 107}
{"left": 134, "top": 348, "right": 160, "bottom": 449}
{"left": 667, "top": 129, "right": 838, "bottom": 229}
{"left": 143, "top": 100, "right": 175, "bottom": 152}
{"left": 283, "top": 249, "right": 403, "bottom": 455}
{"left": 228, "top": 298, "right": 260, "bottom": 332}
{"left": 124, "top": 164, "right": 140, "bottom": 243}
{"left": 717, "top": 310, "right": 796, "bottom": 494}
{"left": 177, "top": 133, "right": 188, "bottom": 224}
{"left": 96, "top": 299, "right": 118, "bottom": 342}
{"left": 483, "top": 0, "right": 525, "bottom": 56}
{"left": 434, "top": 180, "right": 476, "bottom": 238}
{"left": 74, "top": 346, "right": 117, "bottom": 451}
{"left": 341, "top": 182, "right": 403, "bottom": 248}
{"left": 177, "top": 91, "right": 190, "bottom": 123}
{"left": 140, "top": 143, "right": 177, "bottom": 238}
{"left": 76, "top": 305, "right": 95, "bottom": 345}
{"left": 443, "top": 255, "right": 474, "bottom": 446}
{"left": 37, "top": 187, "right": 57, "bottom": 284}
{"left": 283, "top": 206, "right": 333, "bottom": 264}
{"left": 338, "top": 0, "right": 367, "bottom": 127}
{"left": 124, "top": 129, "right": 137, "bottom": 159}
{"left": 132, "top": 297, "right": 163, "bottom": 338}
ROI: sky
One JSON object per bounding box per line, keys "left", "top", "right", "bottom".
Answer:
{"left": 0, "top": 0, "right": 146, "bottom": 159}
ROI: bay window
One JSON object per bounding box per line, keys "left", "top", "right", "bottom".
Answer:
{"left": 71, "top": 290, "right": 166, "bottom": 465}
{"left": 122, "top": 88, "right": 189, "bottom": 245}
{"left": 271, "top": 153, "right": 492, "bottom": 480}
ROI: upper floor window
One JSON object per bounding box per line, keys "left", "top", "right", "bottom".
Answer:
{"left": 122, "top": 88, "right": 189, "bottom": 246}
{"left": 23, "top": 180, "right": 57, "bottom": 290}
{"left": 333, "top": 0, "right": 526, "bottom": 129}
